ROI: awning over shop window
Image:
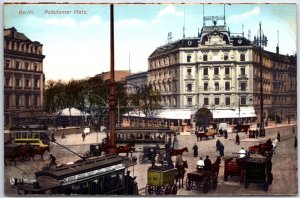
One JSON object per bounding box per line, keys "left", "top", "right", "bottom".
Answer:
{"left": 124, "top": 109, "right": 196, "bottom": 120}
{"left": 212, "top": 107, "right": 256, "bottom": 119}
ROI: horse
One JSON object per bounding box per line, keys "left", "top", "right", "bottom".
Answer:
{"left": 30, "top": 146, "right": 50, "bottom": 161}
{"left": 115, "top": 143, "right": 135, "bottom": 156}
{"left": 169, "top": 147, "right": 188, "bottom": 156}
{"left": 4, "top": 144, "right": 21, "bottom": 166}
{"left": 19, "top": 144, "right": 33, "bottom": 161}
{"left": 175, "top": 160, "right": 188, "bottom": 188}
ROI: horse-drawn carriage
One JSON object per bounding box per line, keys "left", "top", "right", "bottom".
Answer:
{"left": 139, "top": 146, "right": 165, "bottom": 164}
{"left": 185, "top": 157, "right": 221, "bottom": 193}
{"left": 145, "top": 166, "right": 178, "bottom": 195}
{"left": 195, "top": 129, "right": 217, "bottom": 141}
{"left": 248, "top": 139, "right": 274, "bottom": 157}
{"left": 224, "top": 153, "right": 246, "bottom": 182}
{"left": 84, "top": 143, "right": 102, "bottom": 158}
{"left": 233, "top": 124, "right": 251, "bottom": 133}
{"left": 244, "top": 153, "right": 273, "bottom": 191}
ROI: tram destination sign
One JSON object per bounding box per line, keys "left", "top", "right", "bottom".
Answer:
{"left": 62, "top": 163, "right": 125, "bottom": 184}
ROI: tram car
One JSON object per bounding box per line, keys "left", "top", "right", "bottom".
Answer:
{"left": 224, "top": 153, "right": 247, "bottom": 182}
{"left": 145, "top": 166, "right": 177, "bottom": 195}
{"left": 10, "top": 155, "right": 138, "bottom": 195}
{"left": 244, "top": 153, "right": 273, "bottom": 191}
{"left": 186, "top": 157, "right": 220, "bottom": 193}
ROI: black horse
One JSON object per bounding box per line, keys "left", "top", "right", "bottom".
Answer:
{"left": 175, "top": 160, "right": 188, "bottom": 188}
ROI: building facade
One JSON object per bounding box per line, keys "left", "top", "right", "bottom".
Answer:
{"left": 148, "top": 20, "right": 296, "bottom": 124}
{"left": 125, "top": 71, "right": 148, "bottom": 95}
{"left": 4, "top": 27, "right": 46, "bottom": 126}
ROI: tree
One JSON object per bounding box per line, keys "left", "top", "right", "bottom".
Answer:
{"left": 194, "top": 108, "right": 213, "bottom": 129}
{"left": 130, "top": 84, "right": 161, "bottom": 124}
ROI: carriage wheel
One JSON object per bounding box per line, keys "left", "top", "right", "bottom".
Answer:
{"left": 162, "top": 184, "right": 170, "bottom": 195}
{"left": 224, "top": 173, "right": 228, "bottom": 181}
{"left": 240, "top": 170, "right": 245, "bottom": 183}
{"left": 186, "top": 177, "right": 192, "bottom": 190}
{"left": 264, "top": 176, "right": 269, "bottom": 191}
{"left": 244, "top": 177, "right": 249, "bottom": 189}
{"left": 268, "top": 173, "right": 273, "bottom": 185}
{"left": 145, "top": 184, "right": 152, "bottom": 195}
{"left": 212, "top": 173, "right": 218, "bottom": 190}
{"left": 171, "top": 184, "right": 177, "bottom": 195}
{"left": 203, "top": 177, "right": 210, "bottom": 193}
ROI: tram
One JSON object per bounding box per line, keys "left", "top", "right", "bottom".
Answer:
{"left": 10, "top": 155, "right": 138, "bottom": 195}
{"left": 115, "top": 126, "right": 177, "bottom": 145}
{"left": 8, "top": 125, "right": 50, "bottom": 147}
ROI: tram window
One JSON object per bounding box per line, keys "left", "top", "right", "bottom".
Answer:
{"left": 80, "top": 182, "right": 89, "bottom": 194}
{"left": 34, "top": 133, "right": 39, "bottom": 139}
{"left": 91, "top": 179, "right": 102, "bottom": 194}
{"left": 28, "top": 133, "right": 32, "bottom": 138}
{"left": 22, "top": 133, "right": 27, "bottom": 138}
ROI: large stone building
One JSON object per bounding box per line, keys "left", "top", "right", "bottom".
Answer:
{"left": 147, "top": 19, "right": 296, "bottom": 124}
{"left": 4, "top": 27, "right": 46, "bottom": 126}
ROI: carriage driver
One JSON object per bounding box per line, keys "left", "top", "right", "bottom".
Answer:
{"left": 197, "top": 157, "right": 204, "bottom": 171}
{"left": 239, "top": 147, "right": 247, "bottom": 158}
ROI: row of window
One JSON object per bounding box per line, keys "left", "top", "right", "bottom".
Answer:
{"left": 5, "top": 59, "right": 40, "bottom": 71}
{"left": 185, "top": 82, "right": 248, "bottom": 92}
{"left": 5, "top": 94, "right": 39, "bottom": 108}
{"left": 5, "top": 40, "right": 42, "bottom": 55}
{"left": 5, "top": 77, "right": 39, "bottom": 88}
{"left": 185, "top": 96, "right": 247, "bottom": 107}
{"left": 186, "top": 53, "right": 245, "bottom": 62}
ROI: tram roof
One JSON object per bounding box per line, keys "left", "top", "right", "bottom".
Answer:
{"left": 13, "top": 155, "right": 134, "bottom": 192}
{"left": 36, "top": 155, "right": 130, "bottom": 179}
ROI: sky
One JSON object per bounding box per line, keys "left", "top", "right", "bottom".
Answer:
{"left": 3, "top": 3, "right": 297, "bottom": 82}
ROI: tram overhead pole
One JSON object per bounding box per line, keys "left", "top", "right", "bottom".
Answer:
{"left": 109, "top": 4, "right": 116, "bottom": 147}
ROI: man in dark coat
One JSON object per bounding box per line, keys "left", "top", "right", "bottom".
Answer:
{"left": 277, "top": 131, "right": 281, "bottom": 142}
{"left": 294, "top": 137, "right": 297, "bottom": 148}
{"left": 216, "top": 139, "right": 221, "bottom": 151}
{"left": 192, "top": 143, "right": 198, "bottom": 157}
{"left": 204, "top": 155, "right": 212, "bottom": 171}
{"left": 224, "top": 130, "right": 228, "bottom": 139}
{"left": 235, "top": 133, "right": 240, "bottom": 145}
{"left": 219, "top": 143, "right": 224, "bottom": 157}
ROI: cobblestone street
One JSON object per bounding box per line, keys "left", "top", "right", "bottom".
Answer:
{"left": 4, "top": 123, "right": 297, "bottom": 196}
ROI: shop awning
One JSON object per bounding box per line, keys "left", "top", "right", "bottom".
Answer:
{"left": 212, "top": 107, "right": 256, "bottom": 119}
{"left": 124, "top": 109, "right": 196, "bottom": 120}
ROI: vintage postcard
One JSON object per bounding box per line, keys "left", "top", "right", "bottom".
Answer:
{"left": 3, "top": 1, "right": 297, "bottom": 196}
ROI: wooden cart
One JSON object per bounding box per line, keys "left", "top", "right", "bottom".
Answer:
{"left": 186, "top": 168, "right": 219, "bottom": 193}
{"left": 145, "top": 167, "right": 177, "bottom": 195}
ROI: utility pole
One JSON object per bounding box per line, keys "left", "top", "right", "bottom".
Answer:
{"left": 109, "top": 4, "right": 116, "bottom": 147}
{"left": 259, "top": 21, "right": 264, "bottom": 135}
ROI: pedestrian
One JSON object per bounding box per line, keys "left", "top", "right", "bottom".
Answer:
{"left": 216, "top": 139, "right": 221, "bottom": 151}
{"left": 224, "top": 130, "right": 228, "bottom": 139}
{"left": 294, "top": 137, "right": 297, "bottom": 148}
{"left": 82, "top": 132, "right": 86, "bottom": 141}
{"left": 49, "top": 153, "right": 57, "bottom": 167}
{"left": 255, "top": 129, "right": 259, "bottom": 138}
{"left": 125, "top": 171, "right": 136, "bottom": 195}
{"left": 61, "top": 133, "right": 66, "bottom": 139}
{"left": 235, "top": 133, "right": 240, "bottom": 145}
{"left": 277, "top": 131, "right": 281, "bottom": 142}
{"left": 192, "top": 143, "right": 198, "bottom": 157}
{"left": 51, "top": 131, "right": 55, "bottom": 142}
{"left": 197, "top": 157, "right": 204, "bottom": 171}
{"left": 292, "top": 126, "right": 295, "bottom": 134}
{"left": 173, "top": 135, "right": 179, "bottom": 149}
{"left": 219, "top": 143, "right": 224, "bottom": 157}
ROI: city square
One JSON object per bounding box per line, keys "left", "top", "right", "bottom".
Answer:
{"left": 3, "top": 2, "right": 297, "bottom": 196}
